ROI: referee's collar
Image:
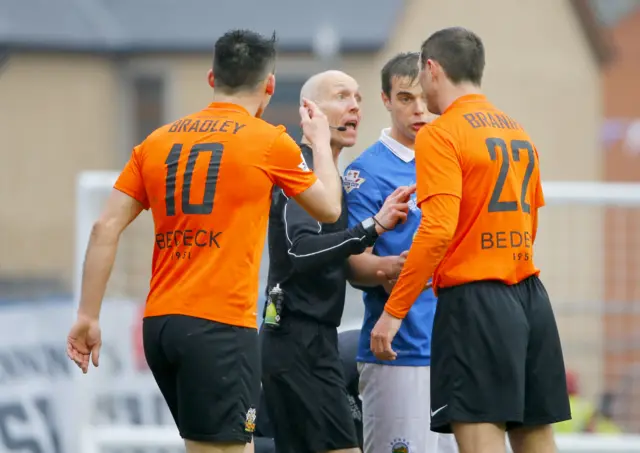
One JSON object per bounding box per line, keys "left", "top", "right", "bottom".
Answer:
{"left": 379, "top": 128, "right": 414, "bottom": 163}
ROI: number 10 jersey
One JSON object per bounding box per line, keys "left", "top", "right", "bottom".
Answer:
{"left": 114, "top": 102, "right": 317, "bottom": 328}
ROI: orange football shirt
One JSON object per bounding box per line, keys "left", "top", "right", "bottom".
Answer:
{"left": 422, "top": 94, "right": 544, "bottom": 290}
{"left": 114, "top": 102, "right": 317, "bottom": 328}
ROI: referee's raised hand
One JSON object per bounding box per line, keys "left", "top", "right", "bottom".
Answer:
{"left": 300, "top": 98, "right": 331, "bottom": 147}
{"left": 372, "top": 185, "right": 415, "bottom": 234}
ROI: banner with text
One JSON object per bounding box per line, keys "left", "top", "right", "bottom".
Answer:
{"left": 0, "top": 299, "right": 176, "bottom": 453}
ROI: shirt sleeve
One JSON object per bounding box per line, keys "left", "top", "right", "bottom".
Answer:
{"left": 343, "top": 165, "right": 382, "bottom": 228}
{"left": 384, "top": 194, "right": 460, "bottom": 319}
{"left": 264, "top": 129, "right": 318, "bottom": 198}
{"left": 284, "top": 197, "right": 375, "bottom": 273}
{"left": 114, "top": 145, "right": 150, "bottom": 209}
{"left": 415, "top": 125, "right": 462, "bottom": 206}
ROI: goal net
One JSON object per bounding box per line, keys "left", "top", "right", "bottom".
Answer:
{"left": 73, "top": 171, "right": 640, "bottom": 453}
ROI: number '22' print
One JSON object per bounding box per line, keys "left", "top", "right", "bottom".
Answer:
{"left": 485, "top": 137, "right": 535, "bottom": 214}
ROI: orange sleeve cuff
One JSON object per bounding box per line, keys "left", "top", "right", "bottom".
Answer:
{"left": 384, "top": 194, "right": 460, "bottom": 319}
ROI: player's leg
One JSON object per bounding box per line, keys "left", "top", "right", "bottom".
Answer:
{"left": 172, "top": 315, "right": 260, "bottom": 453}
{"left": 261, "top": 321, "right": 323, "bottom": 453}
{"left": 358, "top": 362, "right": 456, "bottom": 453}
{"left": 508, "top": 276, "right": 570, "bottom": 453}
{"left": 430, "top": 282, "right": 529, "bottom": 453}
{"left": 313, "top": 327, "right": 361, "bottom": 453}
{"left": 262, "top": 321, "right": 360, "bottom": 453}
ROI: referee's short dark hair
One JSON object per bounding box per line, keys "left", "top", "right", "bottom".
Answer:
{"left": 381, "top": 52, "right": 420, "bottom": 97}
{"left": 213, "top": 29, "right": 277, "bottom": 94}
{"left": 420, "top": 27, "right": 485, "bottom": 86}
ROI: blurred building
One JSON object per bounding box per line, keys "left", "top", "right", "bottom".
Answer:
{"left": 0, "top": 0, "right": 628, "bottom": 403}
{"left": 598, "top": 2, "right": 640, "bottom": 431}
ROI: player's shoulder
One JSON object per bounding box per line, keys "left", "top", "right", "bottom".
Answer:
{"left": 413, "top": 120, "right": 459, "bottom": 154}
{"left": 343, "top": 142, "right": 389, "bottom": 196}
{"left": 443, "top": 99, "right": 531, "bottom": 140}
{"left": 346, "top": 141, "right": 388, "bottom": 175}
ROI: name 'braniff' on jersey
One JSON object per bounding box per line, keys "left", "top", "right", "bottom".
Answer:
{"left": 345, "top": 129, "right": 437, "bottom": 366}
{"left": 114, "top": 102, "right": 317, "bottom": 329}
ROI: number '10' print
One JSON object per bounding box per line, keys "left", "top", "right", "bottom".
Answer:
{"left": 164, "top": 142, "right": 225, "bottom": 216}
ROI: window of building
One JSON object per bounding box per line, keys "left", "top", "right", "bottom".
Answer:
{"left": 261, "top": 79, "right": 304, "bottom": 142}
{"left": 131, "top": 74, "right": 166, "bottom": 146}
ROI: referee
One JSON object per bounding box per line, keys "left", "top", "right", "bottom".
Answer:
{"left": 260, "top": 70, "right": 412, "bottom": 453}
{"left": 254, "top": 329, "right": 364, "bottom": 453}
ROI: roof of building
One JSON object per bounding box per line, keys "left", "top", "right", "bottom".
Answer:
{"left": 0, "top": 0, "right": 402, "bottom": 53}
{"left": 0, "top": 0, "right": 633, "bottom": 63}
{"left": 572, "top": 0, "right": 618, "bottom": 65}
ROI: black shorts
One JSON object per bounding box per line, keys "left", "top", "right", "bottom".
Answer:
{"left": 430, "top": 275, "right": 571, "bottom": 433}
{"left": 143, "top": 314, "right": 260, "bottom": 443}
{"left": 260, "top": 316, "right": 359, "bottom": 453}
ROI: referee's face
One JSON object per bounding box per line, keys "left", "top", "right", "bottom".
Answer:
{"left": 316, "top": 73, "right": 362, "bottom": 149}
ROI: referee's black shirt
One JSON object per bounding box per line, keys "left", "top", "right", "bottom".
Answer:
{"left": 266, "top": 145, "right": 377, "bottom": 327}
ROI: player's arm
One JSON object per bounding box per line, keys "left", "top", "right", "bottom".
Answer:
{"left": 384, "top": 125, "right": 462, "bottom": 319}
{"left": 265, "top": 131, "right": 341, "bottom": 224}
{"left": 283, "top": 197, "right": 378, "bottom": 274}
{"left": 77, "top": 147, "right": 148, "bottom": 321}
{"left": 343, "top": 166, "right": 397, "bottom": 287}
{"left": 384, "top": 195, "right": 459, "bottom": 318}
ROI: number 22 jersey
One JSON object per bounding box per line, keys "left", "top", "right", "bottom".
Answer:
{"left": 419, "top": 94, "right": 545, "bottom": 290}
{"left": 114, "top": 102, "right": 317, "bottom": 328}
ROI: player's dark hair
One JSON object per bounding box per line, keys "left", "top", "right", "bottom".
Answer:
{"left": 381, "top": 52, "right": 420, "bottom": 97}
{"left": 213, "top": 29, "right": 277, "bottom": 94}
{"left": 420, "top": 27, "right": 485, "bottom": 86}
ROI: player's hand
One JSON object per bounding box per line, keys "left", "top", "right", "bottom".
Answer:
{"left": 373, "top": 186, "right": 416, "bottom": 233}
{"left": 66, "top": 315, "right": 102, "bottom": 374}
{"left": 380, "top": 250, "right": 409, "bottom": 280}
{"left": 300, "top": 98, "right": 331, "bottom": 146}
{"left": 371, "top": 310, "right": 402, "bottom": 361}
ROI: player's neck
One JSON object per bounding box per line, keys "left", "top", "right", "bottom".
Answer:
{"left": 389, "top": 127, "right": 415, "bottom": 150}
{"left": 211, "top": 93, "right": 262, "bottom": 117}
{"left": 439, "top": 83, "right": 483, "bottom": 114}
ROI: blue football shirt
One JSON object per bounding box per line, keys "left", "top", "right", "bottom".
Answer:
{"left": 344, "top": 129, "right": 437, "bottom": 366}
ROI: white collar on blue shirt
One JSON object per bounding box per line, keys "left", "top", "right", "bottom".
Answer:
{"left": 379, "top": 128, "right": 415, "bottom": 163}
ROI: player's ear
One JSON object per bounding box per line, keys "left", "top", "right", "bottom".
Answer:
{"left": 381, "top": 91, "right": 392, "bottom": 112}
{"left": 207, "top": 69, "right": 215, "bottom": 88}
{"left": 426, "top": 59, "right": 438, "bottom": 81}
{"left": 265, "top": 74, "right": 275, "bottom": 95}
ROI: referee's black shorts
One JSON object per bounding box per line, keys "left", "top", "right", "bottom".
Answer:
{"left": 260, "top": 315, "right": 359, "bottom": 453}
{"left": 143, "top": 314, "right": 260, "bottom": 443}
{"left": 430, "top": 275, "right": 571, "bottom": 433}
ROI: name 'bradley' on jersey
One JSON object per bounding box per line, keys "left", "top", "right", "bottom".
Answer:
{"left": 168, "top": 117, "right": 246, "bottom": 135}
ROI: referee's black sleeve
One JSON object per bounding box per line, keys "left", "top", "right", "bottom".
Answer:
{"left": 284, "top": 199, "right": 374, "bottom": 273}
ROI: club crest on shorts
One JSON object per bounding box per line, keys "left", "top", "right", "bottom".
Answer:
{"left": 343, "top": 169, "right": 366, "bottom": 193}
{"left": 390, "top": 438, "right": 410, "bottom": 453}
{"left": 244, "top": 407, "right": 256, "bottom": 433}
